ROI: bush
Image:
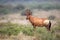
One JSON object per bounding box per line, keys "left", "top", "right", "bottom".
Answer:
{"left": 21, "top": 10, "right": 26, "bottom": 16}
{"left": 48, "top": 15, "right": 56, "bottom": 20}
{"left": 14, "top": 4, "right": 25, "bottom": 10}
{"left": 0, "top": 8, "right": 9, "bottom": 14}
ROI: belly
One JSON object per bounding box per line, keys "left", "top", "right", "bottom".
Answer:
{"left": 33, "top": 22, "right": 44, "bottom": 27}
{"left": 31, "top": 20, "right": 44, "bottom": 26}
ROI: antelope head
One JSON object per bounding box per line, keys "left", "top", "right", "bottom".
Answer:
{"left": 25, "top": 9, "right": 32, "bottom": 20}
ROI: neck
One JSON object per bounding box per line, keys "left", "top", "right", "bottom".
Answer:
{"left": 27, "top": 15, "right": 33, "bottom": 24}
{"left": 27, "top": 15, "right": 32, "bottom": 20}
{"left": 28, "top": 15, "right": 32, "bottom": 20}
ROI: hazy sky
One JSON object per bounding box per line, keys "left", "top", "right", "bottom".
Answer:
{"left": 0, "top": 0, "right": 60, "bottom": 4}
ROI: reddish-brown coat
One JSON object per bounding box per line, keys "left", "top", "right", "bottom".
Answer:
{"left": 26, "top": 9, "right": 51, "bottom": 31}
{"left": 28, "top": 15, "right": 47, "bottom": 26}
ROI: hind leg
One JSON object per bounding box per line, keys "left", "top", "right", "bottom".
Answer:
{"left": 45, "top": 26, "right": 50, "bottom": 31}
{"left": 48, "top": 21, "right": 51, "bottom": 31}
{"left": 46, "top": 24, "right": 51, "bottom": 31}
{"left": 45, "top": 21, "right": 51, "bottom": 31}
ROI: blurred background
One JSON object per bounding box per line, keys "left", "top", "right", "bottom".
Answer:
{"left": 0, "top": 0, "right": 60, "bottom": 40}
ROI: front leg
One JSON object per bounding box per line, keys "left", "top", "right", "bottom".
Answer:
{"left": 32, "top": 23, "right": 36, "bottom": 31}
{"left": 33, "top": 25, "right": 36, "bottom": 31}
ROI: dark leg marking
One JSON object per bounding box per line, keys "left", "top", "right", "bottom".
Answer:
{"left": 46, "top": 21, "right": 51, "bottom": 31}
{"left": 48, "top": 21, "right": 51, "bottom": 31}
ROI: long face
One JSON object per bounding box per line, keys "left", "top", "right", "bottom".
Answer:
{"left": 25, "top": 9, "right": 31, "bottom": 20}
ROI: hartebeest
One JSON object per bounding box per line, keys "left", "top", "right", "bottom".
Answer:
{"left": 25, "top": 9, "right": 51, "bottom": 31}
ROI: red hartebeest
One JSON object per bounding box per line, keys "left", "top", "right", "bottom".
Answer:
{"left": 25, "top": 9, "right": 51, "bottom": 31}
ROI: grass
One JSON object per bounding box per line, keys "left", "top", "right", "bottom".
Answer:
{"left": 0, "top": 22, "right": 60, "bottom": 40}
{"left": 0, "top": 23, "right": 34, "bottom": 36}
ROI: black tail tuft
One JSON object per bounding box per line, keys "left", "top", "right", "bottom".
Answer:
{"left": 48, "top": 21, "right": 51, "bottom": 31}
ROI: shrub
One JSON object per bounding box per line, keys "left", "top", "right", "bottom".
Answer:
{"left": 14, "top": 4, "right": 25, "bottom": 10}
{"left": 48, "top": 15, "right": 56, "bottom": 20}
{"left": 0, "top": 8, "right": 9, "bottom": 14}
{"left": 21, "top": 10, "right": 26, "bottom": 16}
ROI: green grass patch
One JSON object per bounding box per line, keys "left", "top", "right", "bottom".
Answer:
{"left": 0, "top": 22, "right": 60, "bottom": 40}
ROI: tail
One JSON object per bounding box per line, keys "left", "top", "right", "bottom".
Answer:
{"left": 48, "top": 21, "right": 51, "bottom": 31}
